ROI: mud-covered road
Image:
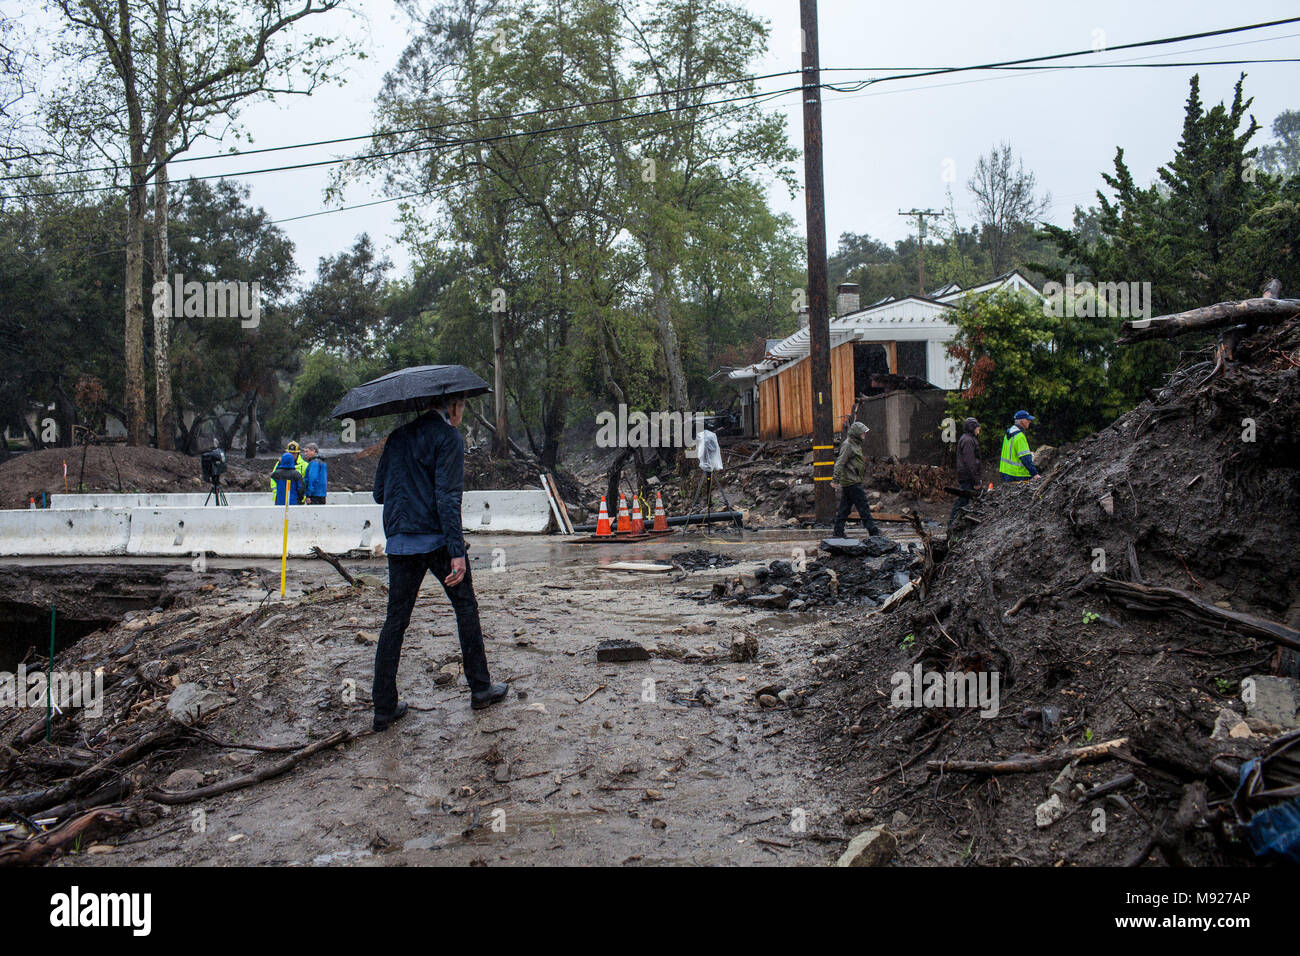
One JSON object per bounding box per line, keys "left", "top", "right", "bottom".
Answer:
{"left": 11, "top": 528, "right": 917, "bottom": 867}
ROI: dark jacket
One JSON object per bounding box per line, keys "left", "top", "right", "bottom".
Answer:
{"left": 956, "top": 419, "right": 981, "bottom": 485}
{"left": 372, "top": 411, "right": 467, "bottom": 558}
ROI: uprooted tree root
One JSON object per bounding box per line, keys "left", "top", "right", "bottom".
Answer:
{"left": 811, "top": 301, "right": 1300, "bottom": 866}
{"left": 0, "top": 593, "right": 372, "bottom": 866}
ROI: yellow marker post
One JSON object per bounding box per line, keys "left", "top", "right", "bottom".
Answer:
{"left": 279, "top": 478, "right": 290, "bottom": 597}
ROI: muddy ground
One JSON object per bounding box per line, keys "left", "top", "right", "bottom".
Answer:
{"left": 0, "top": 527, "right": 924, "bottom": 867}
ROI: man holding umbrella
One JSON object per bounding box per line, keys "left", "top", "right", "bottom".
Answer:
{"left": 333, "top": 366, "right": 508, "bottom": 731}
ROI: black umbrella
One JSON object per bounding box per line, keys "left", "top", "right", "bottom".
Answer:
{"left": 330, "top": 365, "right": 492, "bottom": 420}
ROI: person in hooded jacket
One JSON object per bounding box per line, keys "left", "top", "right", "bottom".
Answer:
{"left": 832, "top": 421, "right": 882, "bottom": 538}
{"left": 950, "top": 417, "right": 982, "bottom": 525}
{"left": 271, "top": 452, "right": 304, "bottom": 506}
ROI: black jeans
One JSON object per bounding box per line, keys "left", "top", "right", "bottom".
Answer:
{"left": 833, "top": 484, "right": 879, "bottom": 536}
{"left": 372, "top": 547, "right": 492, "bottom": 716}
{"left": 949, "top": 481, "right": 975, "bottom": 524}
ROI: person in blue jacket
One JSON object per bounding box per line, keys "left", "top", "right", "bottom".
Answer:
{"left": 303, "top": 443, "right": 328, "bottom": 504}
{"left": 369, "top": 393, "right": 509, "bottom": 731}
{"left": 271, "top": 452, "right": 303, "bottom": 505}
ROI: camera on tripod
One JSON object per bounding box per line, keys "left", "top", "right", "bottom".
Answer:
{"left": 201, "top": 448, "right": 228, "bottom": 506}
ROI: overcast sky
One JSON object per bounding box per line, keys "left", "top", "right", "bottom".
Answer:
{"left": 17, "top": 1, "right": 1300, "bottom": 282}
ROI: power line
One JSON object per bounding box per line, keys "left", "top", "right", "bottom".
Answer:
{"left": 0, "top": 67, "right": 808, "bottom": 183}
{"left": 7, "top": 15, "right": 1298, "bottom": 195}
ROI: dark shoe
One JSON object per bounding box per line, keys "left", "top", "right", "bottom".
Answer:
{"left": 373, "top": 700, "right": 409, "bottom": 732}
{"left": 471, "top": 683, "right": 509, "bottom": 710}
{"left": 832, "top": 527, "right": 846, "bottom": 539}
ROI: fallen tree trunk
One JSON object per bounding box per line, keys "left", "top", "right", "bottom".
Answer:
{"left": 0, "top": 805, "right": 146, "bottom": 866}
{"left": 926, "top": 737, "right": 1128, "bottom": 775}
{"left": 1098, "top": 578, "right": 1300, "bottom": 651}
{"left": 144, "top": 729, "right": 354, "bottom": 805}
{"left": 1116, "top": 294, "right": 1300, "bottom": 344}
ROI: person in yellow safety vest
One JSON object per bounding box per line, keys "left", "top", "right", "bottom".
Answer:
{"left": 269, "top": 441, "right": 309, "bottom": 502}
{"left": 999, "top": 410, "right": 1041, "bottom": 482}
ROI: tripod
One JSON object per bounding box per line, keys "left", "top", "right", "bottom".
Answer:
{"left": 204, "top": 478, "right": 228, "bottom": 506}
{"left": 682, "top": 469, "right": 740, "bottom": 533}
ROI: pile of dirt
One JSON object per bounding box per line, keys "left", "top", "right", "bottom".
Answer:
{"left": 0, "top": 446, "right": 266, "bottom": 509}
{"left": 708, "top": 538, "right": 919, "bottom": 610}
{"left": 809, "top": 310, "right": 1300, "bottom": 866}
{"left": 670, "top": 549, "right": 738, "bottom": 572}
{"left": 323, "top": 439, "right": 585, "bottom": 501}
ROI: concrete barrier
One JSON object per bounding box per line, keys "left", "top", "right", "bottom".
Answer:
{"left": 0, "top": 508, "right": 133, "bottom": 556}
{"left": 125, "top": 504, "right": 386, "bottom": 557}
{"left": 9, "top": 490, "right": 554, "bottom": 556}
{"left": 52, "top": 490, "right": 374, "bottom": 508}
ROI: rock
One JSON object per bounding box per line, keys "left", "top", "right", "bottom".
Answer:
{"left": 651, "top": 817, "right": 667, "bottom": 829}
{"left": 166, "top": 683, "right": 227, "bottom": 724}
{"left": 435, "top": 662, "right": 462, "bottom": 685}
{"left": 1048, "top": 765, "right": 1076, "bottom": 799}
{"left": 777, "top": 688, "right": 803, "bottom": 707}
{"left": 644, "top": 789, "right": 664, "bottom": 801}
{"left": 891, "top": 571, "right": 912, "bottom": 590}
{"left": 1244, "top": 676, "right": 1300, "bottom": 729}
{"left": 739, "top": 572, "right": 762, "bottom": 590}
{"left": 596, "top": 639, "right": 650, "bottom": 662}
{"left": 730, "top": 633, "right": 758, "bottom": 663}
{"left": 163, "top": 769, "right": 205, "bottom": 791}
{"left": 768, "top": 560, "right": 794, "bottom": 578}
{"left": 1211, "top": 706, "right": 1252, "bottom": 740}
{"left": 757, "top": 694, "right": 780, "bottom": 708}
{"left": 890, "top": 811, "right": 909, "bottom": 829}
{"left": 1035, "top": 793, "right": 1066, "bottom": 828}
{"left": 862, "top": 536, "right": 899, "bottom": 558}
{"left": 835, "top": 827, "right": 898, "bottom": 867}
{"left": 748, "top": 592, "right": 791, "bottom": 610}
{"left": 843, "top": 808, "right": 874, "bottom": 825}
{"left": 820, "top": 537, "right": 866, "bottom": 555}
{"left": 355, "top": 630, "right": 378, "bottom": 644}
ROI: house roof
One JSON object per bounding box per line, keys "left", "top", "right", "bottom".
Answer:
{"left": 727, "top": 271, "right": 1041, "bottom": 383}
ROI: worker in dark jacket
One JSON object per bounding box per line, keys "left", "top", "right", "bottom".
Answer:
{"left": 370, "top": 394, "right": 508, "bottom": 731}
{"left": 832, "top": 421, "right": 882, "bottom": 538}
{"left": 271, "top": 452, "right": 303, "bottom": 506}
{"left": 949, "top": 417, "right": 981, "bottom": 525}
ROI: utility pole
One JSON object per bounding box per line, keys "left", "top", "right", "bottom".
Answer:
{"left": 899, "top": 208, "right": 942, "bottom": 295}
{"left": 801, "top": 0, "right": 834, "bottom": 525}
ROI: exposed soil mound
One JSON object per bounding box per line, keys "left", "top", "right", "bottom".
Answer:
{"left": 0, "top": 446, "right": 266, "bottom": 510}
{"left": 811, "top": 313, "right": 1300, "bottom": 866}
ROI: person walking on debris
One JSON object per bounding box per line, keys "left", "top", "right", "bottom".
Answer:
{"left": 999, "top": 410, "right": 1040, "bottom": 482}
{"left": 832, "top": 421, "right": 882, "bottom": 538}
{"left": 269, "top": 441, "right": 308, "bottom": 502}
{"left": 303, "top": 443, "right": 328, "bottom": 504}
{"left": 370, "top": 394, "right": 508, "bottom": 731}
{"left": 270, "top": 451, "right": 304, "bottom": 506}
{"left": 950, "top": 417, "right": 982, "bottom": 525}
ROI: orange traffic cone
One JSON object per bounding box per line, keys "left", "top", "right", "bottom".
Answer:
{"left": 987, "top": 482, "right": 994, "bottom": 492}
{"left": 653, "top": 492, "right": 668, "bottom": 532}
{"left": 630, "top": 497, "right": 645, "bottom": 534}
{"left": 596, "top": 496, "right": 612, "bottom": 536}
{"left": 616, "top": 493, "right": 631, "bottom": 533}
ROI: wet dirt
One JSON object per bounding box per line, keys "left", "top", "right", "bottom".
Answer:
{"left": 7, "top": 533, "right": 903, "bottom": 867}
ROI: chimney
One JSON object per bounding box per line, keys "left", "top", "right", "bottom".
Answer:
{"left": 836, "top": 283, "right": 860, "bottom": 317}
{"left": 798, "top": 306, "right": 809, "bottom": 330}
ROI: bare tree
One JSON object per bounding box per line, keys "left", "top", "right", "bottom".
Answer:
{"left": 47, "top": 0, "right": 360, "bottom": 446}
{"left": 967, "top": 142, "right": 1050, "bottom": 274}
